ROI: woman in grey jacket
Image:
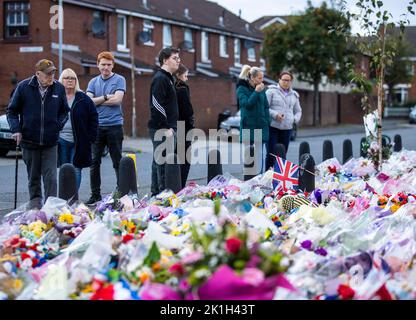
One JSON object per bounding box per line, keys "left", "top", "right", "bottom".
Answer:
{"left": 265, "top": 71, "right": 302, "bottom": 169}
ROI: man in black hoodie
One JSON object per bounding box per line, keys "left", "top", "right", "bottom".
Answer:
{"left": 148, "top": 47, "right": 180, "bottom": 196}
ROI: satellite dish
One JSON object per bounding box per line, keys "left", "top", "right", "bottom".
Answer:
{"left": 179, "top": 40, "right": 193, "bottom": 51}
{"left": 91, "top": 19, "right": 105, "bottom": 37}
{"left": 244, "top": 40, "right": 254, "bottom": 49}
{"left": 137, "top": 31, "right": 151, "bottom": 44}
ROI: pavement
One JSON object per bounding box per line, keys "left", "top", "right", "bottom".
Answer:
{"left": 121, "top": 118, "right": 411, "bottom": 153}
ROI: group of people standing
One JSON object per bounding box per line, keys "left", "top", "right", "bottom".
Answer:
{"left": 7, "top": 51, "right": 126, "bottom": 208}
{"left": 7, "top": 46, "right": 299, "bottom": 208}
{"left": 236, "top": 65, "right": 302, "bottom": 173}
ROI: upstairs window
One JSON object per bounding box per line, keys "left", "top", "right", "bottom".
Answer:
{"left": 184, "top": 28, "right": 193, "bottom": 49}
{"left": 201, "top": 31, "right": 210, "bottom": 62}
{"left": 234, "top": 38, "right": 241, "bottom": 66}
{"left": 4, "top": 2, "right": 30, "bottom": 40}
{"left": 142, "top": 19, "right": 154, "bottom": 45}
{"left": 117, "top": 15, "right": 127, "bottom": 51}
{"left": 163, "top": 24, "right": 172, "bottom": 47}
{"left": 248, "top": 47, "right": 256, "bottom": 62}
{"left": 219, "top": 35, "right": 228, "bottom": 58}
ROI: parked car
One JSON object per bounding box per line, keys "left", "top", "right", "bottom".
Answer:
{"left": 219, "top": 110, "right": 297, "bottom": 141}
{"left": 0, "top": 114, "right": 16, "bottom": 156}
{"left": 410, "top": 106, "right": 416, "bottom": 124}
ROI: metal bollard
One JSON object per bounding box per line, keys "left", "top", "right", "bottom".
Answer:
{"left": 298, "top": 153, "right": 315, "bottom": 192}
{"left": 273, "top": 143, "right": 286, "bottom": 160}
{"left": 243, "top": 144, "right": 256, "bottom": 181}
{"left": 207, "top": 149, "right": 223, "bottom": 184}
{"left": 322, "top": 140, "right": 334, "bottom": 161}
{"left": 342, "top": 139, "right": 353, "bottom": 164}
{"left": 118, "top": 156, "right": 138, "bottom": 197}
{"left": 59, "top": 163, "right": 78, "bottom": 202}
{"left": 299, "top": 141, "right": 310, "bottom": 164}
{"left": 393, "top": 134, "right": 402, "bottom": 152}
{"left": 165, "top": 153, "right": 182, "bottom": 193}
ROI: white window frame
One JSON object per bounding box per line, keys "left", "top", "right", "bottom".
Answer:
{"left": 184, "top": 28, "right": 194, "bottom": 51}
{"left": 219, "top": 35, "right": 228, "bottom": 58}
{"left": 234, "top": 38, "right": 241, "bottom": 66}
{"left": 247, "top": 47, "right": 256, "bottom": 62}
{"left": 5, "top": 2, "right": 30, "bottom": 39}
{"left": 163, "top": 23, "right": 172, "bottom": 48}
{"left": 117, "top": 15, "right": 129, "bottom": 52}
{"left": 143, "top": 19, "right": 155, "bottom": 46}
{"left": 201, "top": 31, "right": 210, "bottom": 63}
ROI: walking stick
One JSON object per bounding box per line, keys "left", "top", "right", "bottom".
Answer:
{"left": 14, "top": 145, "right": 19, "bottom": 209}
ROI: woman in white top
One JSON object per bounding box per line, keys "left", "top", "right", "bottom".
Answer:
{"left": 265, "top": 71, "right": 302, "bottom": 169}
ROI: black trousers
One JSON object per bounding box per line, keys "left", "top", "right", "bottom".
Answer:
{"left": 90, "top": 125, "right": 123, "bottom": 197}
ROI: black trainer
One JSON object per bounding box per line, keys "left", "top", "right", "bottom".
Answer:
{"left": 85, "top": 195, "right": 102, "bottom": 205}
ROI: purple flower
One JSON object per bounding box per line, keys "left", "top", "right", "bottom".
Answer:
{"left": 314, "top": 247, "right": 328, "bottom": 256}
{"left": 300, "top": 240, "right": 313, "bottom": 251}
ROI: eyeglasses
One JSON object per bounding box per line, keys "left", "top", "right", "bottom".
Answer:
{"left": 63, "top": 77, "right": 76, "bottom": 81}
{"left": 170, "top": 56, "right": 181, "bottom": 62}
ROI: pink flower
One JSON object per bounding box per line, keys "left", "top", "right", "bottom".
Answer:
{"left": 242, "top": 268, "right": 265, "bottom": 286}
{"left": 181, "top": 252, "right": 203, "bottom": 265}
{"left": 140, "top": 283, "right": 181, "bottom": 300}
{"left": 225, "top": 237, "right": 243, "bottom": 254}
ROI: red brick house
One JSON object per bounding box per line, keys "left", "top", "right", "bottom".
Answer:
{"left": 0, "top": 0, "right": 264, "bottom": 136}
{"left": 252, "top": 15, "right": 375, "bottom": 126}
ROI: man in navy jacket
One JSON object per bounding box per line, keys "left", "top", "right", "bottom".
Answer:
{"left": 7, "top": 59, "right": 69, "bottom": 208}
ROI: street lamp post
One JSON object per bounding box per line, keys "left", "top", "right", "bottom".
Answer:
{"left": 58, "top": 0, "right": 63, "bottom": 75}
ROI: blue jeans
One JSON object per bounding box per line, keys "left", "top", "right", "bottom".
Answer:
{"left": 266, "top": 127, "right": 292, "bottom": 169}
{"left": 58, "top": 138, "right": 82, "bottom": 190}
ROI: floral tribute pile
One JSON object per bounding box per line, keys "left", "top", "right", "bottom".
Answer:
{"left": 1, "top": 150, "right": 416, "bottom": 300}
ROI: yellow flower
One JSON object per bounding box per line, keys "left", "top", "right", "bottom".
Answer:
{"left": 161, "top": 249, "right": 173, "bottom": 257}
{"left": 13, "top": 279, "right": 23, "bottom": 291}
{"left": 81, "top": 284, "right": 94, "bottom": 294}
{"left": 390, "top": 203, "right": 400, "bottom": 213}
{"left": 58, "top": 213, "right": 74, "bottom": 224}
{"left": 182, "top": 223, "right": 190, "bottom": 231}
{"left": 171, "top": 229, "right": 181, "bottom": 236}
{"left": 120, "top": 220, "right": 135, "bottom": 233}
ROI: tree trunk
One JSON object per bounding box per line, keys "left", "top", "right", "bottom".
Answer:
{"left": 313, "top": 80, "right": 320, "bottom": 126}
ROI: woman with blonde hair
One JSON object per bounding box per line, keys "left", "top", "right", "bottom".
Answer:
{"left": 58, "top": 68, "right": 98, "bottom": 190}
{"left": 236, "top": 64, "right": 270, "bottom": 175}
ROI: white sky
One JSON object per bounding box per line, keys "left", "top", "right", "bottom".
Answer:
{"left": 214, "top": 0, "right": 416, "bottom": 34}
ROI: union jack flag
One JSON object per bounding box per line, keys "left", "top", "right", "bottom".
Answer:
{"left": 272, "top": 156, "right": 299, "bottom": 191}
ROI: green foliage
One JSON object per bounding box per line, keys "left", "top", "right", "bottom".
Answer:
{"left": 262, "top": 2, "right": 355, "bottom": 85}
{"left": 143, "top": 242, "right": 161, "bottom": 267}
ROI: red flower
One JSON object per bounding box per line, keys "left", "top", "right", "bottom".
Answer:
{"left": 328, "top": 165, "right": 337, "bottom": 174}
{"left": 90, "top": 284, "right": 115, "bottom": 300}
{"left": 225, "top": 237, "right": 243, "bottom": 254}
{"left": 338, "top": 284, "right": 355, "bottom": 300}
{"left": 21, "top": 253, "right": 31, "bottom": 261}
{"left": 374, "top": 284, "right": 393, "bottom": 300}
{"left": 122, "top": 234, "right": 134, "bottom": 244}
{"left": 168, "top": 263, "right": 185, "bottom": 276}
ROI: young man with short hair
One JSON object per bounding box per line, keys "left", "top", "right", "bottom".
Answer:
{"left": 86, "top": 51, "right": 126, "bottom": 204}
{"left": 148, "top": 47, "right": 180, "bottom": 196}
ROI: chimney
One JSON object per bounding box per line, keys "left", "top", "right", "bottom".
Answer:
{"left": 238, "top": 9, "right": 242, "bottom": 19}
{"left": 184, "top": 8, "right": 191, "bottom": 19}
